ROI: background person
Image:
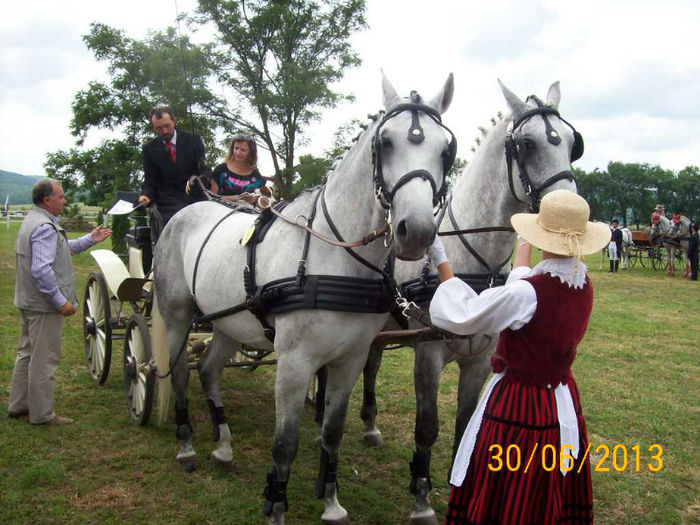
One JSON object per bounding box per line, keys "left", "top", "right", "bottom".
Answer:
{"left": 210, "top": 134, "right": 267, "bottom": 206}
{"left": 8, "top": 178, "right": 112, "bottom": 425}
{"left": 428, "top": 190, "right": 609, "bottom": 525}
{"left": 688, "top": 222, "right": 699, "bottom": 281}
{"left": 609, "top": 218, "right": 622, "bottom": 272}
{"left": 137, "top": 106, "right": 208, "bottom": 227}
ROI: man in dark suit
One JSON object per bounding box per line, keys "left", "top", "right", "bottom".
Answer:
{"left": 689, "top": 222, "right": 699, "bottom": 281}
{"left": 137, "top": 106, "right": 208, "bottom": 227}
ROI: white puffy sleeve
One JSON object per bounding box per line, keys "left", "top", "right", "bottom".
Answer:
{"left": 428, "top": 272, "right": 537, "bottom": 336}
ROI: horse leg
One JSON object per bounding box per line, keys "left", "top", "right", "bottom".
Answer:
{"left": 316, "top": 355, "right": 368, "bottom": 525}
{"left": 360, "top": 343, "right": 385, "bottom": 448}
{"left": 409, "top": 342, "right": 445, "bottom": 525}
{"left": 198, "top": 328, "right": 237, "bottom": 471}
{"left": 168, "top": 323, "right": 197, "bottom": 472}
{"left": 453, "top": 348, "right": 493, "bottom": 464}
{"left": 264, "top": 352, "right": 313, "bottom": 525}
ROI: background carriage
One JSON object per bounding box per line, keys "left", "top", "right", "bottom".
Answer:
{"left": 81, "top": 192, "right": 277, "bottom": 426}
{"left": 626, "top": 230, "right": 687, "bottom": 271}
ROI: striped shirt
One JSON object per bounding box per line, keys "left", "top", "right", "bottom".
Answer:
{"left": 30, "top": 217, "right": 94, "bottom": 308}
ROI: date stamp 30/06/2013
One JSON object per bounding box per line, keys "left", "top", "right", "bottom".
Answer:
{"left": 487, "top": 443, "right": 664, "bottom": 474}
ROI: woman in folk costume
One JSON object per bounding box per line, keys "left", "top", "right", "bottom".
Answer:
{"left": 428, "top": 190, "right": 610, "bottom": 525}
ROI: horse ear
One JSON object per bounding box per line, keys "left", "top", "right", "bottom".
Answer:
{"left": 381, "top": 69, "right": 401, "bottom": 109}
{"left": 546, "top": 81, "right": 561, "bottom": 109}
{"left": 428, "top": 73, "right": 454, "bottom": 114}
{"left": 498, "top": 79, "right": 527, "bottom": 120}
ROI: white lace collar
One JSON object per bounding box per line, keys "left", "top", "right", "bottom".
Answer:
{"left": 526, "top": 258, "right": 588, "bottom": 289}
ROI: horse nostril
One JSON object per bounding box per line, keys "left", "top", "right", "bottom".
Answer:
{"left": 396, "top": 218, "right": 408, "bottom": 240}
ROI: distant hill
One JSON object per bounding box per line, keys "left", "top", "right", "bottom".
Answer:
{"left": 0, "top": 170, "right": 42, "bottom": 204}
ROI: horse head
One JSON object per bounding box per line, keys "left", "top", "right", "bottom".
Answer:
{"left": 499, "top": 80, "right": 580, "bottom": 209}
{"left": 377, "top": 71, "right": 455, "bottom": 260}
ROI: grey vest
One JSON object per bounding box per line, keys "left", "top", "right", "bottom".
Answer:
{"left": 14, "top": 207, "right": 77, "bottom": 312}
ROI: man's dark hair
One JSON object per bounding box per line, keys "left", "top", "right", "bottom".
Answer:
{"left": 149, "top": 106, "right": 176, "bottom": 122}
{"left": 32, "top": 178, "right": 58, "bottom": 205}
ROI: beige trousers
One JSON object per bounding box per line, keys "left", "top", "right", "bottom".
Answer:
{"left": 8, "top": 309, "right": 64, "bottom": 424}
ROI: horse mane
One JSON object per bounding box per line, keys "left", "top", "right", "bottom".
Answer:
{"left": 469, "top": 111, "right": 504, "bottom": 154}
{"left": 326, "top": 111, "right": 384, "bottom": 178}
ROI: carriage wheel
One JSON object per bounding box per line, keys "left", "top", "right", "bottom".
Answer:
{"left": 627, "top": 250, "right": 638, "bottom": 269}
{"left": 83, "top": 272, "right": 112, "bottom": 384}
{"left": 651, "top": 249, "right": 668, "bottom": 271}
{"left": 674, "top": 247, "right": 686, "bottom": 271}
{"left": 639, "top": 249, "right": 650, "bottom": 268}
{"left": 124, "top": 314, "right": 155, "bottom": 426}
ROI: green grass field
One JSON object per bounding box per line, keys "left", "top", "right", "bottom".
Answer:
{"left": 0, "top": 222, "right": 698, "bottom": 524}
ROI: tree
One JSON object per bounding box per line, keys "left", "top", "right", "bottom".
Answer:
{"left": 44, "top": 23, "right": 225, "bottom": 252}
{"left": 194, "top": 0, "right": 367, "bottom": 199}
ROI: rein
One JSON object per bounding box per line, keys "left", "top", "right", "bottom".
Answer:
{"left": 268, "top": 193, "right": 387, "bottom": 249}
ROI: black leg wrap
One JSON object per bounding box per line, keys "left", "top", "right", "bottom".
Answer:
{"left": 360, "top": 389, "right": 377, "bottom": 421}
{"left": 409, "top": 449, "right": 432, "bottom": 495}
{"left": 175, "top": 406, "right": 193, "bottom": 439}
{"left": 207, "top": 399, "right": 228, "bottom": 441}
{"left": 314, "top": 447, "right": 339, "bottom": 499}
{"left": 262, "top": 468, "right": 288, "bottom": 516}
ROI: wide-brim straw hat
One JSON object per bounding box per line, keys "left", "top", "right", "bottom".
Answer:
{"left": 654, "top": 204, "right": 665, "bottom": 212}
{"left": 511, "top": 190, "right": 611, "bottom": 257}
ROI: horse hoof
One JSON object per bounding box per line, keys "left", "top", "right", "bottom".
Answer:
{"left": 178, "top": 456, "right": 197, "bottom": 473}
{"left": 210, "top": 454, "right": 234, "bottom": 472}
{"left": 409, "top": 511, "right": 439, "bottom": 525}
{"left": 361, "top": 431, "right": 385, "bottom": 448}
{"left": 321, "top": 517, "right": 351, "bottom": 525}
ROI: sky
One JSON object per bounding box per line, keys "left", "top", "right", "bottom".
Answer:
{"left": 1, "top": 0, "right": 700, "bottom": 179}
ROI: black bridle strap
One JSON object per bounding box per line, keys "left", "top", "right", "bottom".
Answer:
{"left": 439, "top": 226, "right": 515, "bottom": 236}
{"left": 384, "top": 169, "right": 436, "bottom": 203}
{"left": 319, "top": 186, "right": 387, "bottom": 276}
{"left": 447, "top": 199, "right": 512, "bottom": 274}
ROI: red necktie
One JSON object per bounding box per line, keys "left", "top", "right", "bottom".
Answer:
{"left": 165, "top": 140, "right": 176, "bottom": 164}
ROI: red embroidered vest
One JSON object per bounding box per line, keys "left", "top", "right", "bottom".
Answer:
{"left": 491, "top": 273, "right": 594, "bottom": 387}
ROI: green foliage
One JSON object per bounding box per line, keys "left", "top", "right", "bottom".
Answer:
{"left": 44, "top": 23, "right": 226, "bottom": 253}
{"left": 194, "top": 0, "right": 367, "bottom": 198}
{"left": 576, "top": 162, "right": 700, "bottom": 227}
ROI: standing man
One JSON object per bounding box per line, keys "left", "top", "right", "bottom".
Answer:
{"left": 8, "top": 179, "right": 112, "bottom": 425}
{"left": 609, "top": 219, "right": 623, "bottom": 273}
{"left": 137, "top": 106, "right": 208, "bottom": 229}
{"left": 688, "top": 222, "right": 699, "bottom": 281}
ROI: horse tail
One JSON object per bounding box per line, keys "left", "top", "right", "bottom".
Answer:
{"left": 151, "top": 289, "right": 173, "bottom": 425}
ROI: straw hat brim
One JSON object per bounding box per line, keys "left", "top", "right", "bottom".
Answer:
{"left": 511, "top": 214, "right": 612, "bottom": 256}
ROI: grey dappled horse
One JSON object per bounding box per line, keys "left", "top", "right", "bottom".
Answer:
{"left": 651, "top": 214, "right": 691, "bottom": 275}
{"left": 360, "top": 81, "right": 580, "bottom": 524}
{"left": 153, "top": 73, "right": 455, "bottom": 524}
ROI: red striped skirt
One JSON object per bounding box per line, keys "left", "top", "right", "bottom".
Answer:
{"left": 445, "top": 377, "right": 593, "bottom": 525}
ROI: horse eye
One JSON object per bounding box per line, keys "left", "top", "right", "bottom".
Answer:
{"left": 523, "top": 138, "right": 536, "bottom": 152}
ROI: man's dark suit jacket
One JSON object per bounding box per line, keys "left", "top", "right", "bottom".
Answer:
{"left": 141, "top": 128, "right": 207, "bottom": 224}
{"left": 610, "top": 227, "right": 623, "bottom": 252}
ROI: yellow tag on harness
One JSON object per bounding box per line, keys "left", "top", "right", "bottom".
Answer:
{"left": 240, "top": 225, "right": 256, "bottom": 246}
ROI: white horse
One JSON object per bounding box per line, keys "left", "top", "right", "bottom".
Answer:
{"left": 358, "top": 81, "right": 580, "bottom": 524}
{"left": 153, "top": 72, "right": 455, "bottom": 524}
{"left": 651, "top": 213, "right": 691, "bottom": 275}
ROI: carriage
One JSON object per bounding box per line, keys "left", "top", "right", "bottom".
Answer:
{"left": 82, "top": 192, "right": 277, "bottom": 426}
{"left": 625, "top": 229, "right": 687, "bottom": 271}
